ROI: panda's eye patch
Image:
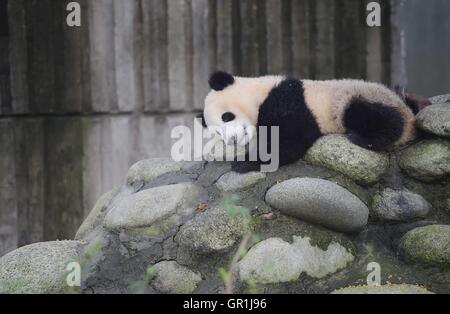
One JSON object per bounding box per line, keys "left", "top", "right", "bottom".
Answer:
{"left": 222, "top": 112, "right": 236, "bottom": 123}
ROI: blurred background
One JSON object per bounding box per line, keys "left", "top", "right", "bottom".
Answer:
{"left": 0, "top": 0, "right": 449, "bottom": 257}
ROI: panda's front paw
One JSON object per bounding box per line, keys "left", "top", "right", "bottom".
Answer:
{"left": 231, "top": 161, "right": 261, "bottom": 174}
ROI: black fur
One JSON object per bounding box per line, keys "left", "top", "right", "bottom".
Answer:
{"left": 196, "top": 112, "right": 207, "bottom": 128}
{"left": 209, "top": 71, "right": 235, "bottom": 91}
{"left": 343, "top": 97, "right": 404, "bottom": 151}
{"left": 394, "top": 85, "right": 431, "bottom": 115}
{"left": 232, "top": 78, "right": 322, "bottom": 173}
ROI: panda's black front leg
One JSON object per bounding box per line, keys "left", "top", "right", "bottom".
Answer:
{"left": 231, "top": 159, "right": 261, "bottom": 173}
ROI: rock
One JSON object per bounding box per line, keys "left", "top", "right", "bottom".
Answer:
{"left": 331, "top": 284, "right": 433, "bottom": 294}
{"left": 399, "top": 225, "right": 450, "bottom": 267}
{"left": 429, "top": 94, "right": 450, "bottom": 104}
{"left": 0, "top": 241, "right": 81, "bottom": 294}
{"left": 151, "top": 261, "right": 202, "bottom": 294}
{"left": 176, "top": 207, "right": 251, "bottom": 254}
{"left": 305, "top": 135, "right": 389, "bottom": 185}
{"left": 216, "top": 171, "right": 266, "bottom": 192}
{"left": 239, "top": 236, "right": 354, "bottom": 285}
{"left": 371, "top": 188, "right": 431, "bottom": 222}
{"left": 75, "top": 187, "right": 121, "bottom": 239}
{"left": 399, "top": 139, "right": 450, "bottom": 182}
{"left": 126, "top": 158, "right": 200, "bottom": 188}
{"left": 416, "top": 104, "right": 450, "bottom": 137}
{"left": 104, "top": 183, "right": 201, "bottom": 232}
{"left": 265, "top": 178, "right": 369, "bottom": 233}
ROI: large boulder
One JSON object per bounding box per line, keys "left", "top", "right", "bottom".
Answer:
{"left": 104, "top": 183, "right": 202, "bottom": 233}
{"left": 399, "top": 139, "right": 450, "bottom": 182}
{"left": 0, "top": 241, "right": 81, "bottom": 294}
{"left": 305, "top": 135, "right": 389, "bottom": 185}
{"left": 416, "top": 103, "right": 450, "bottom": 138}
{"left": 399, "top": 225, "right": 450, "bottom": 267}
{"left": 265, "top": 178, "right": 369, "bottom": 233}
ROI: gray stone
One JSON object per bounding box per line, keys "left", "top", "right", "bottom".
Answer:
{"left": 151, "top": 261, "right": 202, "bottom": 294}
{"left": 399, "top": 225, "right": 450, "bottom": 267}
{"left": 176, "top": 207, "right": 251, "bottom": 253}
{"left": 265, "top": 178, "right": 369, "bottom": 233}
{"left": 416, "top": 103, "right": 450, "bottom": 137}
{"left": 75, "top": 187, "right": 121, "bottom": 240}
{"left": 0, "top": 241, "right": 81, "bottom": 294}
{"left": 126, "top": 158, "right": 200, "bottom": 188}
{"left": 429, "top": 94, "right": 450, "bottom": 104}
{"left": 305, "top": 135, "right": 389, "bottom": 185}
{"left": 371, "top": 188, "right": 431, "bottom": 222}
{"left": 399, "top": 139, "right": 450, "bottom": 182}
{"left": 104, "top": 183, "right": 201, "bottom": 232}
{"left": 239, "top": 236, "right": 354, "bottom": 285}
{"left": 216, "top": 171, "right": 266, "bottom": 192}
{"left": 331, "top": 284, "right": 433, "bottom": 294}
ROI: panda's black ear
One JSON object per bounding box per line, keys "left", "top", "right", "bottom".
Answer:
{"left": 196, "top": 112, "right": 207, "bottom": 128}
{"left": 209, "top": 71, "right": 235, "bottom": 91}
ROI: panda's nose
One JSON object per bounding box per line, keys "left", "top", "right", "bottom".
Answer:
{"left": 222, "top": 112, "right": 236, "bottom": 123}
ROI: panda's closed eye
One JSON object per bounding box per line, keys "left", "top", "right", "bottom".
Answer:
{"left": 222, "top": 112, "right": 236, "bottom": 123}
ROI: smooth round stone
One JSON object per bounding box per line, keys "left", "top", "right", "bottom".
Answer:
{"left": 0, "top": 241, "right": 81, "bottom": 294}
{"left": 265, "top": 178, "right": 369, "bottom": 233}
{"left": 331, "top": 284, "right": 433, "bottom": 294}
{"left": 399, "top": 225, "right": 450, "bottom": 267}
{"left": 416, "top": 104, "right": 450, "bottom": 137}
{"left": 399, "top": 139, "right": 450, "bottom": 182}
{"left": 371, "top": 188, "right": 431, "bottom": 222}
{"left": 305, "top": 135, "right": 389, "bottom": 185}
{"left": 75, "top": 187, "right": 121, "bottom": 239}
{"left": 151, "top": 261, "right": 202, "bottom": 294}
{"left": 429, "top": 94, "right": 450, "bottom": 104}
{"left": 126, "top": 158, "right": 202, "bottom": 190}
{"left": 104, "top": 183, "right": 201, "bottom": 231}
{"left": 216, "top": 171, "right": 266, "bottom": 192}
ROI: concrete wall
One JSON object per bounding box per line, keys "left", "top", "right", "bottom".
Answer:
{"left": 0, "top": 0, "right": 396, "bottom": 256}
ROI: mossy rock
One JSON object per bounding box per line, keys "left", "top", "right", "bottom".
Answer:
{"left": 399, "top": 225, "right": 450, "bottom": 267}
{"left": 305, "top": 135, "right": 389, "bottom": 185}
{"left": 399, "top": 139, "right": 450, "bottom": 182}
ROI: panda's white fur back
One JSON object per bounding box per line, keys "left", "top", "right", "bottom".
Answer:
{"left": 302, "top": 79, "right": 417, "bottom": 145}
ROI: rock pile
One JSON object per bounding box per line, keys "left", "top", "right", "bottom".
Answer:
{"left": 1, "top": 96, "right": 449, "bottom": 294}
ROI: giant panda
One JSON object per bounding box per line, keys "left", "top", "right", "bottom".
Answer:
{"left": 197, "top": 71, "right": 430, "bottom": 173}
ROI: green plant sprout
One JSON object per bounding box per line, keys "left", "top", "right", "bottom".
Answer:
{"left": 218, "top": 194, "right": 260, "bottom": 294}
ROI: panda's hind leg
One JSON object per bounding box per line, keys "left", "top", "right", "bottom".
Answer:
{"left": 343, "top": 97, "right": 404, "bottom": 151}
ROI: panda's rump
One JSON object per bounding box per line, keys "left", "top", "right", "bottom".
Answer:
{"left": 331, "top": 80, "right": 417, "bottom": 147}
{"left": 303, "top": 79, "right": 416, "bottom": 148}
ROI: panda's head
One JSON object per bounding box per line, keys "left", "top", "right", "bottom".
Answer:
{"left": 198, "top": 71, "right": 282, "bottom": 146}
